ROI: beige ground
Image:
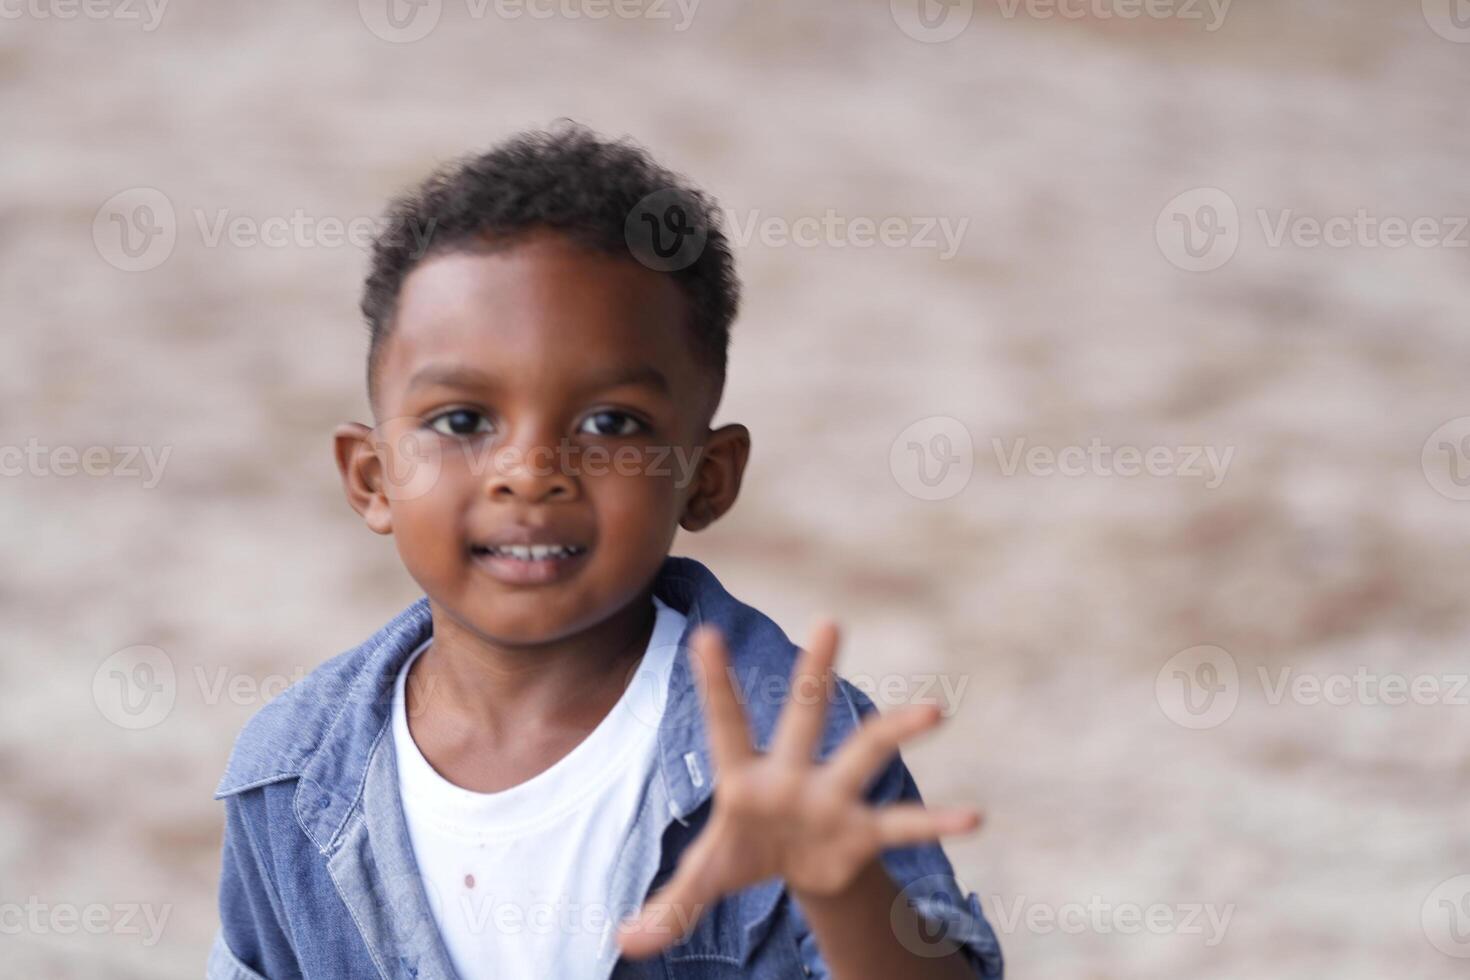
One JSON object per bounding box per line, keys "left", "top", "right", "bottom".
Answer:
{"left": 4, "top": 1, "right": 1470, "bottom": 977}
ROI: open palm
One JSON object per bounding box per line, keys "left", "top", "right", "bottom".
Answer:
{"left": 617, "top": 619, "right": 981, "bottom": 959}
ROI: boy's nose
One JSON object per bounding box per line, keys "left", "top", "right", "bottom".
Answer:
{"left": 484, "top": 442, "right": 579, "bottom": 504}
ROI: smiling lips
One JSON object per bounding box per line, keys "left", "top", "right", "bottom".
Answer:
{"left": 473, "top": 543, "right": 586, "bottom": 561}
{"left": 468, "top": 538, "right": 590, "bottom": 585}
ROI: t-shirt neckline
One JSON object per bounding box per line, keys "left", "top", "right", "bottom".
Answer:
{"left": 390, "top": 594, "right": 683, "bottom": 839}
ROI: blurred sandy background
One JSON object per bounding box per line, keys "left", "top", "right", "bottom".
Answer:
{"left": 4, "top": 0, "right": 1470, "bottom": 976}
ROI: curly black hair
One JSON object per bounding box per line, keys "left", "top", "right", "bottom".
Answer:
{"left": 360, "top": 121, "right": 738, "bottom": 420}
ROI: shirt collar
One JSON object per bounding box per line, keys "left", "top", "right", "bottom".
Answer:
{"left": 215, "top": 555, "right": 812, "bottom": 853}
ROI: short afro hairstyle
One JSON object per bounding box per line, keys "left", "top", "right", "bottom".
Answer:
{"left": 360, "top": 121, "right": 739, "bottom": 420}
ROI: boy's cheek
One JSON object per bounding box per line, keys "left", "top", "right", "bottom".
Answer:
{"left": 383, "top": 495, "right": 466, "bottom": 567}
{"left": 592, "top": 478, "right": 678, "bottom": 526}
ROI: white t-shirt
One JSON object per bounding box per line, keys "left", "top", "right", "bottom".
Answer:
{"left": 391, "top": 595, "right": 685, "bottom": 980}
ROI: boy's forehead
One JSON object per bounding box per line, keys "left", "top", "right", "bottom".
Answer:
{"left": 380, "top": 237, "right": 700, "bottom": 402}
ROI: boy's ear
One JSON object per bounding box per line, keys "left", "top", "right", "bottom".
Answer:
{"left": 333, "top": 422, "right": 394, "bottom": 535}
{"left": 679, "top": 423, "right": 750, "bottom": 532}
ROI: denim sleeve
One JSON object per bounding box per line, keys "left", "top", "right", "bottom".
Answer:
{"left": 788, "top": 680, "right": 1005, "bottom": 979}
{"left": 212, "top": 791, "right": 304, "bottom": 980}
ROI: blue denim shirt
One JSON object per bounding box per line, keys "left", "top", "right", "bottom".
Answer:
{"left": 211, "top": 556, "right": 1004, "bottom": 979}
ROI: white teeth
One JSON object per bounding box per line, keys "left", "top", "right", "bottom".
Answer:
{"left": 483, "top": 544, "right": 581, "bottom": 560}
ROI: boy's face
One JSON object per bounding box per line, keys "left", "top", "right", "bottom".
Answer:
{"left": 334, "top": 231, "right": 748, "bottom": 647}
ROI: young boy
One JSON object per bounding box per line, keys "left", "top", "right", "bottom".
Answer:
{"left": 210, "top": 124, "right": 1004, "bottom": 980}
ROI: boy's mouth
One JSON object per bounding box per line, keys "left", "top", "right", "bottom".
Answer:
{"left": 471, "top": 543, "right": 587, "bottom": 561}
{"left": 467, "top": 538, "right": 591, "bottom": 585}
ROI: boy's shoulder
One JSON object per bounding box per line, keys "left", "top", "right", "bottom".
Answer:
{"left": 213, "top": 595, "right": 433, "bottom": 799}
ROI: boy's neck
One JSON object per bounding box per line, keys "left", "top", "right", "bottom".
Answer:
{"left": 406, "top": 588, "right": 660, "bottom": 776}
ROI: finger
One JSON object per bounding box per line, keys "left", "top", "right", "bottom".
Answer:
{"left": 690, "top": 624, "right": 754, "bottom": 767}
{"left": 616, "top": 855, "right": 720, "bottom": 959}
{"left": 874, "top": 802, "right": 984, "bottom": 848}
{"left": 770, "top": 619, "right": 838, "bottom": 765}
{"left": 826, "top": 702, "right": 943, "bottom": 798}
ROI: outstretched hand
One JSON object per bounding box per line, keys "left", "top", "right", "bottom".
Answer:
{"left": 616, "top": 619, "right": 981, "bottom": 960}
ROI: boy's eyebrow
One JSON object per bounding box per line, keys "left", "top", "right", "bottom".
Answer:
{"left": 406, "top": 365, "right": 499, "bottom": 393}
{"left": 576, "top": 364, "right": 672, "bottom": 395}
{"left": 406, "top": 363, "right": 672, "bottom": 395}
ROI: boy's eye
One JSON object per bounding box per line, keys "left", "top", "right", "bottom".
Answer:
{"left": 428, "top": 409, "right": 493, "bottom": 437}
{"left": 579, "top": 410, "right": 645, "bottom": 437}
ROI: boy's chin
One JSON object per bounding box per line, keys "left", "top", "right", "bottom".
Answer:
{"left": 436, "top": 580, "right": 598, "bottom": 642}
